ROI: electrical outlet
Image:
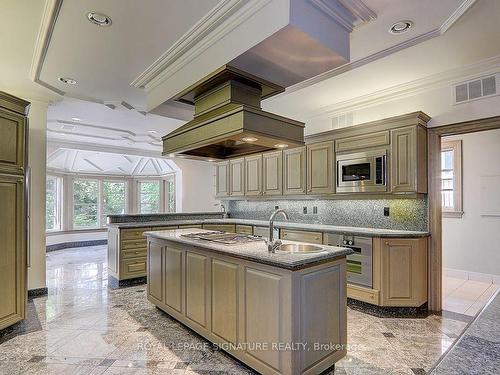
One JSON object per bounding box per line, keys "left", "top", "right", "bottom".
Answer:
{"left": 303, "top": 206, "right": 308, "bottom": 214}
{"left": 384, "top": 207, "right": 390, "bottom": 216}
{"left": 275, "top": 205, "right": 279, "bottom": 210}
{"left": 313, "top": 206, "right": 318, "bottom": 214}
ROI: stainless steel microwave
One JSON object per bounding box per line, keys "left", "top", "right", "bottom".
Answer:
{"left": 336, "top": 149, "right": 387, "bottom": 193}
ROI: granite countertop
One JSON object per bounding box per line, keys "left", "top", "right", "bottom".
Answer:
{"left": 144, "top": 228, "right": 353, "bottom": 271}
{"left": 109, "top": 218, "right": 429, "bottom": 238}
{"left": 430, "top": 289, "right": 500, "bottom": 374}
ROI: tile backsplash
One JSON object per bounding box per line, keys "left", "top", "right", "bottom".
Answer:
{"left": 227, "top": 198, "right": 428, "bottom": 231}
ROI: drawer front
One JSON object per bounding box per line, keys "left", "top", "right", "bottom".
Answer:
{"left": 280, "top": 229, "right": 323, "bottom": 244}
{"left": 121, "top": 248, "right": 147, "bottom": 259}
{"left": 202, "top": 224, "right": 236, "bottom": 233}
{"left": 347, "top": 284, "right": 380, "bottom": 305}
{"left": 235, "top": 225, "right": 253, "bottom": 235}
{"left": 154, "top": 226, "right": 178, "bottom": 231}
{"left": 121, "top": 228, "right": 151, "bottom": 240}
{"left": 121, "top": 257, "right": 147, "bottom": 278}
{"left": 178, "top": 224, "right": 203, "bottom": 229}
{"left": 121, "top": 239, "right": 147, "bottom": 250}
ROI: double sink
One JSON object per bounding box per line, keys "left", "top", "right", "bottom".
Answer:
{"left": 181, "top": 231, "right": 325, "bottom": 254}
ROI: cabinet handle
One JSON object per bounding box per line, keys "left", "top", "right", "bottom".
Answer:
{"left": 385, "top": 241, "right": 389, "bottom": 245}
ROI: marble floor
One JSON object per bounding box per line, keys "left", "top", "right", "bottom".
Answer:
{"left": 0, "top": 246, "right": 471, "bottom": 375}
{"left": 443, "top": 276, "right": 500, "bottom": 316}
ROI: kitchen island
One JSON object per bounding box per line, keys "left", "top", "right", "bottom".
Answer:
{"left": 144, "top": 228, "right": 352, "bottom": 375}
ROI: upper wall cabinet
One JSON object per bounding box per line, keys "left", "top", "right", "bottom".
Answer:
{"left": 244, "top": 154, "right": 262, "bottom": 196}
{"left": 390, "top": 126, "right": 427, "bottom": 193}
{"left": 262, "top": 151, "right": 283, "bottom": 196}
{"left": 229, "top": 158, "right": 245, "bottom": 197}
{"left": 283, "top": 147, "right": 306, "bottom": 195}
{"left": 215, "top": 161, "right": 230, "bottom": 197}
{"left": 307, "top": 141, "right": 334, "bottom": 194}
{"left": 0, "top": 109, "right": 26, "bottom": 176}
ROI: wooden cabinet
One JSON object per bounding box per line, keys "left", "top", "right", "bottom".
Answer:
{"left": 380, "top": 238, "right": 427, "bottom": 307}
{"left": 229, "top": 158, "right": 245, "bottom": 197}
{"left": 280, "top": 229, "right": 323, "bottom": 244}
{"left": 147, "top": 242, "right": 163, "bottom": 304}
{"left": 0, "top": 174, "right": 26, "bottom": 330}
{"left": 262, "top": 150, "right": 282, "bottom": 196}
{"left": 235, "top": 225, "right": 253, "bottom": 235}
{"left": 335, "top": 131, "right": 389, "bottom": 153}
{"left": 390, "top": 126, "right": 427, "bottom": 193}
{"left": 244, "top": 154, "right": 262, "bottom": 196}
{"left": 0, "top": 108, "right": 26, "bottom": 175}
{"left": 307, "top": 141, "right": 334, "bottom": 194}
{"left": 185, "top": 251, "right": 209, "bottom": 328}
{"left": 215, "top": 161, "right": 230, "bottom": 197}
{"left": 283, "top": 146, "right": 306, "bottom": 195}
{"left": 0, "top": 92, "right": 29, "bottom": 331}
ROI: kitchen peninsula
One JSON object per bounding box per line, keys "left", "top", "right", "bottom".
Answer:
{"left": 144, "top": 228, "right": 352, "bottom": 375}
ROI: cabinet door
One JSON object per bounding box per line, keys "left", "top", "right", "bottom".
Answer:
{"left": 0, "top": 175, "right": 25, "bottom": 330}
{"left": 244, "top": 155, "right": 262, "bottom": 196}
{"left": 390, "top": 127, "right": 417, "bottom": 193}
{"left": 307, "top": 141, "right": 334, "bottom": 194}
{"left": 283, "top": 147, "right": 306, "bottom": 195}
{"left": 165, "top": 247, "right": 183, "bottom": 313}
{"left": 381, "top": 238, "right": 427, "bottom": 307}
{"left": 185, "top": 252, "right": 208, "bottom": 328}
{"left": 215, "top": 161, "right": 230, "bottom": 197}
{"left": 262, "top": 151, "right": 282, "bottom": 196}
{"left": 211, "top": 259, "right": 239, "bottom": 344}
{"left": 0, "top": 109, "right": 25, "bottom": 175}
{"left": 280, "top": 229, "right": 323, "bottom": 244}
{"left": 147, "top": 242, "right": 163, "bottom": 304}
{"left": 229, "top": 158, "right": 245, "bottom": 197}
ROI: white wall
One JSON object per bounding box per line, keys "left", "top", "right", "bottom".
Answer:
{"left": 443, "top": 129, "right": 500, "bottom": 277}
{"left": 175, "top": 159, "right": 219, "bottom": 213}
{"left": 46, "top": 230, "right": 107, "bottom": 246}
{"left": 27, "top": 100, "right": 49, "bottom": 290}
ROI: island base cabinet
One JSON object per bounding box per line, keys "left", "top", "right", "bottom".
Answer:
{"left": 146, "top": 238, "right": 347, "bottom": 375}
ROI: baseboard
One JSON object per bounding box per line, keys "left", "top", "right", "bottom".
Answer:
{"left": 444, "top": 267, "right": 500, "bottom": 284}
{"left": 28, "top": 287, "right": 48, "bottom": 299}
{"left": 46, "top": 239, "right": 107, "bottom": 252}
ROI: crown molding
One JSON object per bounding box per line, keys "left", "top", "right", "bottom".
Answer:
{"left": 337, "top": 0, "right": 376, "bottom": 24}
{"left": 301, "top": 54, "right": 500, "bottom": 120}
{"left": 130, "top": 0, "right": 272, "bottom": 91}
{"left": 281, "top": 0, "right": 479, "bottom": 96}
{"left": 308, "top": 0, "right": 376, "bottom": 32}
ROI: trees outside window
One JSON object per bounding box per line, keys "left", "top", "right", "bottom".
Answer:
{"left": 73, "top": 179, "right": 99, "bottom": 228}
{"left": 139, "top": 181, "right": 160, "bottom": 214}
{"left": 46, "top": 175, "right": 62, "bottom": 231}
{"left": 102, "top": 181, "right": 126, "bottom": 226}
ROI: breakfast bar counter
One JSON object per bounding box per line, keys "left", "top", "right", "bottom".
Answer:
{"left": 145, "top": 228, "right": 352, "bottom": 375}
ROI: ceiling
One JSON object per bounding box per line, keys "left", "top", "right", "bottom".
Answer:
{"left": 47, "top": 148, "right": 179, "bottom": 176}
{"left": 2, "top": 0, "right": 498, "bottom": 153}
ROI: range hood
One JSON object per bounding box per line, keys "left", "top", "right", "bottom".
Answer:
{"left": 162, "top": 66, "right": 304, "bottom": 160}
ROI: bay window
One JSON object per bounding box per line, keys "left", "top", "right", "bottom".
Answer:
{"left": 73, "top": 179, "right": 99, "bottom": 228}
{"left": 46, "top": 175, "right": 62, "bottom": 231}
{"left": 138, "top": 180, "right": 161, "bottom": 214}
{"left": 102, "top": 181, "right": 126, "bottom": 226}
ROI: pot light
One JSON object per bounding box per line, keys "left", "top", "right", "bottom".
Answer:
{"left": 87, "top": 12, "right": 112, "bottom": 27}
{"left": 168, "top": 153, "right": 176, "bottom": 158}
{"left": 389, "top": 20, "right": 413, "bottom": 34}
{"left": 147, "top": 130, "right": 158, "bottom": 134}
{"left": 242, "top": 137, "right": 258, "bottom": 142}
{"left": 207, "top": 159, "right": 216, "bottom": 162}
{"left": 274, "top": 143, "right": 289, "bottom": 149}
{"left": 71, "top": 117, "right": 81, "bottom": 121}
{"left": 59, "top": 77, "right": 77, "bottom": 85}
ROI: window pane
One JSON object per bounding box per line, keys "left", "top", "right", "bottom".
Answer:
{"left": 139, "top": 181, "right": 160, "bottom": 214}
{"left": 102, "top": 181, "right": 126, "bottom": 225}
{"left": 73, "top": 180, "right": 98, "bottom": 228}
{"left": 167, "top": 178, "right": 175, "bottom": 213}
{"left": 46, "top": 176, "right": 60, "bottom": 231}
{"left": 441, "top": 150, "right": 454, "bottom": 170}
{"left": 442, "top": 190, "right": 454, "bottom": 209}
{"left": 442, "top": 179, "right": 454, "bottom": 190}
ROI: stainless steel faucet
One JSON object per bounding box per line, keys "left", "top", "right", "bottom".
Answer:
{"left": 215, "top": 203, "right": 228, "bottom": 219}
{"left": 266, "top": 209, "right": 289, "bottom": 253}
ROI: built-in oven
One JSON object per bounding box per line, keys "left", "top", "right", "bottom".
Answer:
{"left": 327, "top": 234, "right": 373, "bottom": 288}
{"left": 336, "top": 149, "right": 387, "bottom": 193}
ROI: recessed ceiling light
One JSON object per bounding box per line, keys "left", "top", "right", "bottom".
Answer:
{"left": 389, "top": 20, "right": 413, "bottom": 34}
{"left": 59, "top": 77, "right": 77, "bottom": 85}
{"left": 274, "top": 143, "right": 289, "bottom": 149}
{"left": 71, "top": 117, "right": 81, "bottom": 121}
{"left": 242, "top": 137, "right": 258, "bottom": 142}
{"left": 87, "top": 12, "right": 112, "bottom": 27}
{"left": 168, "top": 153, "right": 176, "bottom": 158}
{"left": 147, "top": 130, "right": 157, "bottom": 134}
{"left": 207, "top": 158, "right": 216, "bottom": 162}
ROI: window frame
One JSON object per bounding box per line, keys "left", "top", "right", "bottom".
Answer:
{"left": 137, "top": 179, "right": 162, "bottom": 214}
{"left": 441, "top": 140, "right": 463, "bottom": 218}
{"left": 101, "top": 179, "right": 128, "bottom": 227}
{"left": 163, "top": 173, "right": 176, "bottom": 213}
{"left": 46, "top": 175, "right": 63, "bottom": 232}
